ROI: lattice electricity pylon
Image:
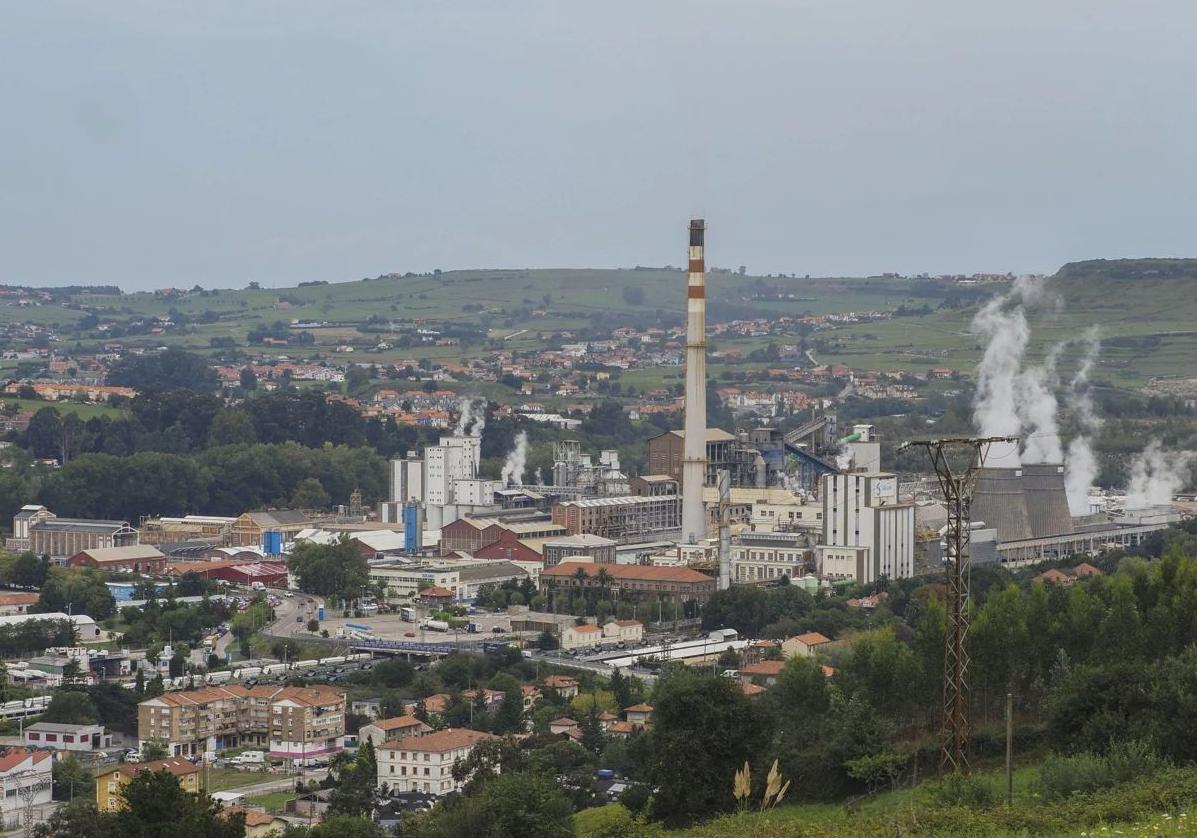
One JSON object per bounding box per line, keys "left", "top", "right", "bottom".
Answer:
{"left": 900, "top": 436, "right": 1017, "bottom": 774}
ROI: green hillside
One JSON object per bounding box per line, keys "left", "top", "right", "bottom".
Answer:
{"left": 817, "top": 259, "right": 1197, "bottom": 388}
{"left": 4, "top": 259, "right": 1195, "bottom": 390}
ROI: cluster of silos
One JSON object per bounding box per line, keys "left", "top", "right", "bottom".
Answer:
{"left": 971, "top": 441, "right": 1074, "bottom": 542}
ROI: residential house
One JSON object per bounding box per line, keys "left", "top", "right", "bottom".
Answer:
{"left": 376, "top": 728, "right": 497, "bottom": 796}
{"left": 359, "top": 716, "right": 431, "bottom": 747}
{"left": 624, "top": 704, "right": 653, "bottom": 728}
{"left": 738, "top": 660, "right": 785, "bottom": 687}
{"left": 549, "top": 718, "right": 579, "bottom": 737}
{"left": 539, "top": 562, "right": 716, "bottom": 605}
{"left": 781, "top": 632, "right": 832, "bottom": 659}
{"left": 542, "top": 676, "right": 579, "bottom": 700}
{"left": 561, "top": 623, "right": 602, "bottom": 651}
{"left": 95, "top": 757, "right": 199, "bottom": 812}
{"left": 0, "top": 592, "right": 39, "bottom": 616}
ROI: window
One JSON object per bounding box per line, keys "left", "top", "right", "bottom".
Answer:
{"left": 27, "top": 733, "right": 38, "bottom": 741}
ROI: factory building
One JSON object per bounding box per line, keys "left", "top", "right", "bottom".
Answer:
{"left": 9, "top": 506, "right": 139, "bottom": 558}
{"left": 551, "top": 441, "right": 629, "bottom": 495}
{"left": 732, "top": 530, "right": 812, "bottom": 584}
{"left": 819, "top": 471, "right": 915, "bottom": 584}
{"left": 551, "top": 496, "right": 682, "bottom": 543}
{"left": 647, "top": 428, "right": 776, "bottom": 490}
{"left": 382, "top": 436, "right": 501, "bottom": 531}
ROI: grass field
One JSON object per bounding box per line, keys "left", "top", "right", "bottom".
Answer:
{"left": 243, "top": 790, "right": 296, "bottom": 812}
{"left": 4, "top": 261, "right": 1195, "bottom": 392}
{"left": 576, "top": 759, "right": 1197, "bottom": 838}
{"left": 203, "top": 766, "right": 276, "bottom": 792}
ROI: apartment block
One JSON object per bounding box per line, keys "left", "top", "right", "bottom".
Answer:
{"left": 138, "top": 685, "right": 345, "bottom": 760}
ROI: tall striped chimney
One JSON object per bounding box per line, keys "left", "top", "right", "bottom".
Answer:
{"left": 681, "top": 219, "right": 708, "bottom": 545}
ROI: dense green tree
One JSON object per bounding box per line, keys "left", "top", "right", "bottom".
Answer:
{"left": 291, "top": 477, "right": 331, "bottom": 510}
{"left": 417, "top": 771, "right": 573, "bottom": 838}
{"left": 51, "top": 754, "right": 95, "bottom": 801}
{"left": 287, "top": 536, "right": 369, "bottom": 599}
{"left": 42, "top": 690, "right": 98, "bottom": 725}
{"left": 328, "top": 740, "right": 379, "bottom": 817}
{"left": 107, "top": 348, "right": 219, "bottom": 392}
{"left": 647, "top": 668, "right": 769, "bottom": 826}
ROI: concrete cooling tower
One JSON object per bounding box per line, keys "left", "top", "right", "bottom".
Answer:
{"left": 970, "top": 441, "right": 1033, "bottom": 542}
{"left": 1020, "top": 463, "right": 1075, "bottom": 539}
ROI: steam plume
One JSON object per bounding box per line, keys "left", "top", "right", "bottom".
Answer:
{"left": 455, "top": 398, "right": 473, "bottom": 436}
{"left": 470, "top": 402, "right": 486, "bottom": 438}
{"left": 500, "top": 431, "right": 528, "bottom": 486}
{"left": 1125, "top": 441, "right": 1194, "bottom": 509}
{"left": 971, "top": 277, "right": 1042, "bottom": 438}
{"left": 1064, "top": 327, "right": 1102, "bottom": 514}
{"left": 534, "top": 467, "right": 544, "bottom": 486}
{"left": 1015, "top": 350, "right": 1063, "bottom": 464}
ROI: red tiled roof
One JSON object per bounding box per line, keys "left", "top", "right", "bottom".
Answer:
{"left": 0, "top": 749, "right": 49, "bottom": 773}
{"left": 420, "top": 586, "right": 454, "bottom": 598}
{"left": 740, "top": 660, "right": 785, "bottom": 676}
{"left": 623, "top": 703, "right": 653, "bottom": 713}
{"left": 741, "top": 683, "right": 767, "bottom": 697}
{"left": 372, "top": 716, "right": 426, "bottom": 732}
{"left": 380, "top": 728, "right": 496, "bottom": 753}
{"left": 790, "top": 631, "right": 831, "bottom": 646}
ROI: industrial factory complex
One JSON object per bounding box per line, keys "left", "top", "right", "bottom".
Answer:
{"left": 328, "top": 219, "right": 1182, "bottom": 604}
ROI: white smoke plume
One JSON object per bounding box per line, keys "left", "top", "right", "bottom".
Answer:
{"left": 500, "top": 431, "right": 528, "bottom": 486}
{"left": 971, "top": 277, "right": 1043, "bottom": 438}
{"left": 470, "top": 401, "right": 486, "bottom": 438}
{"left": 1064, "top": 327, "right": 1102, "bottom": 514}
{"left": 534, "top": 467, "right": 544, "bottom": 486}
{"left": 454, "top": 398, "right": 473, "bottom": 436}
{"left": 1125, "top": 441, "right": 1195, "bottom": 510}
{"left": 1015, "top": 351, "right": 1063, "bottom": 464}
{"left": 835, "top": 444, "right": 852, "bottom": 472}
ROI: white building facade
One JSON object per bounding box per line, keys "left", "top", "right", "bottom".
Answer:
{"left": 820, "top": 472, "right": 915, "bottom": 584}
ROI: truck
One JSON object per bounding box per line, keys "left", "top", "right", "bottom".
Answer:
{"left": 229, "top": 750, "right": 265, "bottom": 766}
{"left": 251, "top": 581, "right": 266, "bottom": 592}
{"left": 422, "top": 619, "right": 450, "bottom": 632}
{"left": 466, "top": 622, "right": 483, "bottom": 634}
{"left": 400, "top": 607, "right": 416, "bottom": 622}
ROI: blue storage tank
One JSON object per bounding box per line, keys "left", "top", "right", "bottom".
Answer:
{"left": 318, "top": 606, "right": 325, "bottom": 621}
{"left": 403, "top": 503, "right": 423, "bottom": 552}
{"left": 262, "top": 530, "right": 283, "bottom": 556}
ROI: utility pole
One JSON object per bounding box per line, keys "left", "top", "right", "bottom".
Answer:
{"left": 900, "top": 435, "right": 1015, "bottom": 775}
{"left": 1006, "top": 692, "right": 1014, "bottom": 805}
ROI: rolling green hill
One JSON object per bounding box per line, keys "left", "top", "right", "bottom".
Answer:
{"left": 3, "top": 259, "right": 1194, "bottom": 390}
{"left": 817, "top": 259, "right": 1197, "bottom": 388}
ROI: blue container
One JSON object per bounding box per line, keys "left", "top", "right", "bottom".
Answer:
{"left": 262, "top": 530, "right": 283, "bottom": 556}
{"left": 596, "top": 769, "right": 616, "bottom": 780}
{"left": 403, "top": 504, "right": 423, "bottom": 552}
{"left": 317, "top": 606, "right": 324, "bottom": 621}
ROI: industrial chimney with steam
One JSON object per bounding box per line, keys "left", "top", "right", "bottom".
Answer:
{"left": 682, "top": 219, "right": 708, "bottom": 545}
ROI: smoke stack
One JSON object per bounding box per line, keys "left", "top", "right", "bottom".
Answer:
{"left": 682, "top": 219, "right": 708, "bottom": 544}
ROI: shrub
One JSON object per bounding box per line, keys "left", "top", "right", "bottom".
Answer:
{"left": 926, "top": 772, "right": 997, "bottom": 809}
{"left": 1037, "top": 740, "right": 1169, "bottom": 800}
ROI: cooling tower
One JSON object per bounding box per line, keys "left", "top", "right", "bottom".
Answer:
{"left": 971, "top": 441, "right": 1033, "bottom": 542}
{"left": 1021, "top": 463, "right": 1075, "bottom": 539}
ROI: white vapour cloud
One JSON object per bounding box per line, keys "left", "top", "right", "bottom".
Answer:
{"left": 500, "top": 431, "right": 528, "bottom": 486}
{"left": 971, "top": 278, "right": 1042, "bottom": 438}
{"left": 455, "top": 398, "right": 473, "bottom": 436}
{"left": 470, "top": 402, "right": 486, "bottom": 438}
{"left": 1015, "top": 355, "right": 1063, "bottom": 464}
{"left": 533, "top": 467, "right": 544, "bottom": 486}
{"left": 1064, "top": 327, "right": 1102, "bottom": 514}
{"left": 1125, "top": 440, "right": 1195, "bottom": 509}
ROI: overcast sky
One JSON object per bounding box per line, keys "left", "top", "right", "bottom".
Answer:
{"left": 3, "top": 1, "right": 1196, "bottom": 290}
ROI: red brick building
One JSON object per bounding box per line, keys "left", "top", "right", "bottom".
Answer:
{"left": 68, "top": 546, "right": 167, "bottom": 574}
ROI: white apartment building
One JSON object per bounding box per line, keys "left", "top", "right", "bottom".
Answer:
{"left": 820, "top": 471, "right": 915, "bottom": 584}
{"left": 377, "top": 728, "right": 497, "bottom": 796}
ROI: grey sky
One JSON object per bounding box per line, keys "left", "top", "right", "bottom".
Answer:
{"left": 3, "top": 1, "right": 1196, "bottom": 290}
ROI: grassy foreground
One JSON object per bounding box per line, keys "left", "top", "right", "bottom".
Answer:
{"left": 575, "top": 763, "right": 1197, "bottom": 837}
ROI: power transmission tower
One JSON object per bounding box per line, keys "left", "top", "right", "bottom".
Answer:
{"left": 900, "top": 436, "right": 1016, "bottom": 774}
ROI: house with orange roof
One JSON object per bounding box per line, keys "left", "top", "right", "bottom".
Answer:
{"left": 739, "top": 660, "right": 786, "bottom": 687}
{"left": 359, "top": 715, "right": 431, "bottom": 746}
{"left": 95, "top": 756, "right": 197, "bottom": 812}
{"left": 543, "top": 676, "right": 579, "bottom": 700}
{"left": 376, "top": 728, "right": 497, "bottom": 796}
{"left": 624, "top": 703, "right": 653, "bottom": 728}
{"left": 782, "top": 631, "right": 832, "bottom": 659}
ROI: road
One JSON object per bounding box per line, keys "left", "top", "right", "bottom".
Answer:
{"left": 216, "top": 589, "right": 323, "bottom": 659}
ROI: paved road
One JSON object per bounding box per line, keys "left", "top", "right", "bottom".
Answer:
{"left": 217, "top": 589, "right": 324, "bottom": 659}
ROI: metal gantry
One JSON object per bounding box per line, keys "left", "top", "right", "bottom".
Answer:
{"left": 900, "top": 435, "right": 1016, "bottom": 774}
